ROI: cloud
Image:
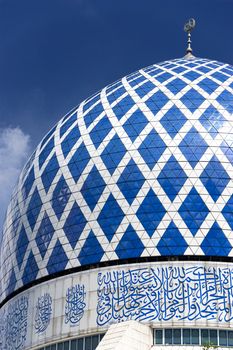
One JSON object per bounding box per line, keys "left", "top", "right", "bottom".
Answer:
{"left": 0, "top": 127, "right": 31, "bottom": 235}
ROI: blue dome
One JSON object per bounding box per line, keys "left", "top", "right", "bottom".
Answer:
{"left": 1, "top": 56, "right": 233, "bottom": 302}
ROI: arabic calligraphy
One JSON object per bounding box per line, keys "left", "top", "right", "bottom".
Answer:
{"left": 96, "top": 266, "right": 233, "bottom": 325}
{"left": 35, "top": 293, "right": 52, "bottom": 333}
{"left": 5, "top": 295, "right": 28, "bottom": 349}
{"left": 65, "top": 284, "right": 86, "bottom": 325}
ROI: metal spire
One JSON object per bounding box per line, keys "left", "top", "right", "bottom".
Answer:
{"left": 184, "top": 18, "right": 196, "bottom": 59}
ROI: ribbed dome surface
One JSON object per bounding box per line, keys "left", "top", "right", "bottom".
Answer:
{"left": 1, "top": 57, "right": 233, "bottom": 302}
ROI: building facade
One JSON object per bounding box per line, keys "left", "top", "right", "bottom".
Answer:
{"left": 1, "top": 55, "right": 233, "bottom": 349}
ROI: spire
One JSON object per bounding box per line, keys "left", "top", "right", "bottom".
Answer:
{"left": 184, "top": 18, "right": 196, "bottom": 59}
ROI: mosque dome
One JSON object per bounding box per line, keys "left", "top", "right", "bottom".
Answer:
{"left": 1, "top": 56, "right": 233, "bottom": 304}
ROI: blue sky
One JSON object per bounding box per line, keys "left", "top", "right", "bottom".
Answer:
{"left": 0, "top": 0, "right": 233, "bottom": 229}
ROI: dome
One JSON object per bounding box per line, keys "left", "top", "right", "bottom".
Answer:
{"left": 1, "top": 56, "right": 233, "bottom": 303}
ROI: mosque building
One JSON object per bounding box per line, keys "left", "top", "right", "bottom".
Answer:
{"left": 1, "top": 19, "right": 233, "bottom": 350}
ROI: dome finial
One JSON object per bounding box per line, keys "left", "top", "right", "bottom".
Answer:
{"left": 184, "top": 18, "right": 196, "bottom": 59}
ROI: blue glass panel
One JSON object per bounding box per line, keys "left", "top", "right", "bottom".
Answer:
{"left": 41, "top": 154, "right": 59, "bottom": 192}
{"left": 137, "top": 189, "right": 166, "bottom": 237}
{"left": 47, "top": 240, "right": 68, "bottom": 274}
{"left": 83, "top": 93, "right": 100, "bottom": 112}
{"left": 222, "top": 195, "right": 233, "bottom": 230}
{"left": 158, "top": 156, "right": 187, "bottom": 201}
{"left": 180, "top": 88, "right": 205, "bottom": 111}
{"left": 157, "top": 221, "right": 188, "bottom": 255}
{"left": 117, "top": 159, "right": 145, "bottom": 205}
{"left": 68, "top": 143, "right": 90, "bottom": 182}
{"left": 217, "top": 90, "right": 233, "bottom": 113}
{"left": 138, "top": 129, "right": 166, "bottom": 170}
{"left": 52, "top": 176, "right": 71, "bottom": 219}
{"left": 146, "top": 91, "right": 168, "bottom": 110}
{"left": 61, "top": 126, "right": 80, "bottom": 158}
{"left": 135, "top": 81, "right": 155, "bottom": 98}
{"left": 166, "top": 78, "right": 186, "bottom": 94}
{"left": 221, "top": 141, "right": 233, "bottom": 164}
{"left": 199, "top": 107, "right": 225, "bottom": 137}
{"left": 78, "top": 230, "right": 104, "bottom": 265}
{"left": 123, "top": 109, "right": 148, "bottom": 142}
{"left": 200, "top": 155, "right": 230, "bottom": 201}
{"left": 179, "top": 127, "right": 208, "bottom": 167}
{"left": 107, "top": 86, "right": 126, "bottom": 104}
{"left": 39, "top": 137, "right": 54, "bottom": 169}
{"left": 112, "top": 95, "right": 135, "bottom": 120}
{"left": 101, "top": 134, "right": 126, "bottom": 174}
{"left": 27, "top": 188, "right": 42, "bottom": 230}
{"left": 115, "top": 224, "right": 144, "bottom": 259}
{"left": 84, "top": 102, "right": 104, "bottom": 128}
{"left": 183, "top": 71, "right": 201, "bottom": 81}
{"left": 160, "top": 106, "right": 187, "bottom": 137}
{"left": 90, "top": 115, "right": 112, "bottom": 148}
{"left": 97, "top": 194, "right": 124, "bottom": 241}
{"left": 201, "top": 222, "right": 231, "bottom": 256}
{"left": 198, "top": 78, "right": 219, "bottom": 94}
{"left": 23, "top": 167, "right": 35, "bottom": 199}
{"left": 60, "top": 112, "right": 78, "bottom": 137}
{"left": 179, "top": 187, "right": 209, "bottom": 236}
{"left": 63, "top": 202, "right": 87, "bottom": 249}
{"left": 36, "top": 213, "right": 55, "bottom": 258}
{"left": 81, "top": 165, "right": 106, "bottom": 211}
{"left": 16, "top": 226, "right": 29, "bottom": 269}
{"left": 22, "top": 251, "right": 39, "bottom": 285}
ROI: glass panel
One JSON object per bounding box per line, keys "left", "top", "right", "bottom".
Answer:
{"left": 78, "top": 338, "right": 84, "bottom": 350}
{"left": 92, "top": 335, "right": 99, "bottom": 349}
{"left": 64, "top": 341, "right": 69, "bottom": 350}
{"left": 209, "top": 330, "right": 217, "bottom": 345}
{"left": 191, "top": 329, "right": 199, "bottom": 345}
{"left": 71, "top": 339, "right": 77, "bottom": 350}
{"left": 219, "top": 330, "right": 227, "bottom": 346}
{"left": 155, "top": 329, "right": 163, "bottom": 344}
{"left": 228, "top": 331, "right": 233, "bottom": 346}
{"left": 51, "top": 346, "right": 56, "bottom": 350}
{"left": 45, "top": 346, "right": 51, "bottom": 350}
{"left": 58, "top": 344, "right": 63, "bottom": 350}
{"left": 183, "top": 329, "right": 191, "bottom": 345}
{"left": 165, "top": 329, "right": 172, "bottom": 345}
{"left": 173, "top": 329, "right": 181, "bottom": 344}
{"left": 201, "top": 329, "right": 209, "bottom": 345}
{"left": 100, "top": 334, "right": 105, "bottom": 340}
{"left": 85, "top": 337, "right": 92, "bottom": 350}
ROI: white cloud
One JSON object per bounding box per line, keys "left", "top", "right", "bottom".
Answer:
{"left": 0, "top": 127, "right": 31, "bottom": 235}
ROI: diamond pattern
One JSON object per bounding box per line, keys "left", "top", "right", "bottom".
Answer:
{"left": 36, "top": 213, "right": 55, "bottom": 258}
{"left": 52, "top": 176, "right": 71, "bottom": 219}
{"left": 2, "top": 57, "right": 233, "bottom": 301}
{"left": 97, "top": 194, "right": 124, "bottom": 241}
{"left": 16, "top": 226, "right": 29, "bottom": 269}
{"left": 47, "top": 240, "right": 68, "bottom": 274}
{"left": 136, "top": 189, "right": 166, "bottom": 237}
{"left": 115, "top": 224, "right": 144, "bottom": 259}
{"left": 158, "top": 156, "right": 187, "bottom": 201}
{"left": 201, "top": 222, "right": 231, "bottom": 256}
{"left": 78, "top": 230, "right": 104, "bottom": 265}
{"left": 101, "top": 135, "right": 127, "bottom": 174}
{"left": 27, "top": 188, "right": 42, "bottom": 231}
{"left": 117, "top": 159, "right": 145, "bottom": 204}
{"left": 179, "top": 187, "right": 209, "bottom": 236}
{"left": 63, "top": 202, "right": 87, "bottom": 249}
{"left": 138, "top": 130, "right": 166, "bottom": 170}
{"left": 200, "top": 155, "right": 230, "bottom": 201}
{"left": 157, "top": 221, "right": 188, "bottom": 255}
{"left": 179, "top": 127, "right": 208, "bottom": 168}
{"left": 160, "top": 106, "right": 187, "bottom": 137}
